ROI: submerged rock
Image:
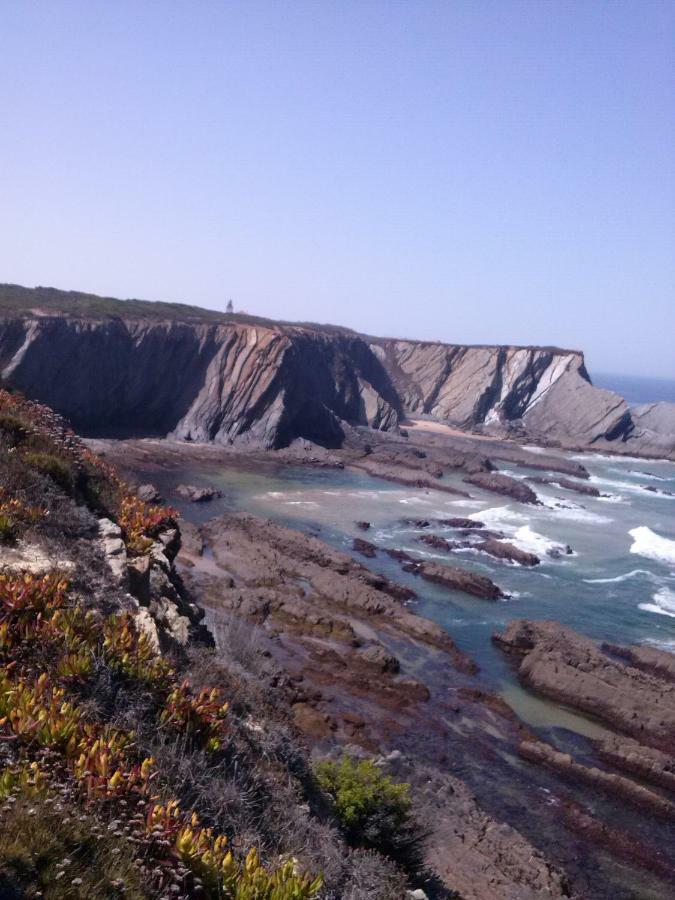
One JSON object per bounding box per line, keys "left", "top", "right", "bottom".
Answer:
{"left": 527, "top": 475, "right": 602, "bottom": 497}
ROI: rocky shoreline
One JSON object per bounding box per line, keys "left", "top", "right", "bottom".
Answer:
{"left": 88, "top": 427, "right": 675, "bottom": 899}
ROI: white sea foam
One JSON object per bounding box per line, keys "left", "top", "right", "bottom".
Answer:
{"left": 629, "top": 526, "right": 675, "bottom": 567}
{"left": 638, "top": 587, "right": 675, "bottom": 619}
{"left": 596, "top": 493, "right": 626, "bottom": 504}
{"left": 398, "top": 495, "right": 433, "bottom": 506}
{"left": 591, "top": 475, "right": 674, "bottom": 500}
{"left": 643, "top": 637, "right": 675, "bottom": 653}
{"left": 469, "top": 505, "right": 528, "bottom": 527}
{"left": 584, "top": 569, "right": 660, "bottom": 585}
{"left": 522, "top": 445, "right": 549, "bottom": 455}
{"left": 538, "top": 498, "right": 612, "bottom": 525}
{"left": 625, "top": 469, "right": 666, "bottom": 482}
{"left": 511, "top": 525, "right": 572, "bottom": 559}
{"left": 467, "top": 506, "right": 572, "bottom": 560}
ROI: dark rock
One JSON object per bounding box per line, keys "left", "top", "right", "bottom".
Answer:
{"left": 438, "top": 517, "right": 485, "bottom": 529}
{"left": 464, "top": 472, "right": 538, "bottom": 504}
{"left": 356, "top": 643, "right": 400, "bottom": 673}
{"left": 519, "top": 739, "right": 675, "bottom": 818}
{"left": 355, "top": 520, "right": 371, "bottom": 531}
{"left": 352, "top": 537, "right": 377, "bottom": 559}
{"left": 418, "top": 534, "right": 455, "bottom": 552}
{"left": 400, "top": 557, "right": 505, "bottom": 600}
{"left": 527, "top": 476, "right": 601, "bottom": 497}
{"left": 474, "top": 539, "right": 539, "bottom": 567}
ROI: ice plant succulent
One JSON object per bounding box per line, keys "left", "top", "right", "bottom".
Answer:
{"left": 160, "top": 680, "right": 229, "bottom": 751}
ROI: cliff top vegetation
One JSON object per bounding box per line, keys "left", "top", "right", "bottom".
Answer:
{"left": 0, "top": 283, "right": 355, "bottom": 336}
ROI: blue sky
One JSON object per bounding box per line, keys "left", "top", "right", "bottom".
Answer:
{"left": 1, "top": 1, "right": 673, "bottom": 377}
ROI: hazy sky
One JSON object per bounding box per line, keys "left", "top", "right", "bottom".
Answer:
{"left": 1, "top": 1, "right": 673, "bottom": 378}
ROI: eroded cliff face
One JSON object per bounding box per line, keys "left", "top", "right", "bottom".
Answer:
{"left": 371, "top": 338, "right": 638, "bottom": 447}
{"left": 0, "top": 312, "right": 671, "bottom": 456}
{"left": 0, "top": 316, "right": 400, "bottom": 448}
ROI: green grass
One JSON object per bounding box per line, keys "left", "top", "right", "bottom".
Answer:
{"left": 0, "top": 789, "right": 146, "bottom": 899}
{"left": 0, "top": 283, "right": 356, "bottom": 334}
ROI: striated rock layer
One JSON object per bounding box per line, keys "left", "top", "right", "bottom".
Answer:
{"left": 0, "top": 315, "right": 400, "bottom": 448}
{"left": 0, "top": 283, "right": 673, "bottom": 456}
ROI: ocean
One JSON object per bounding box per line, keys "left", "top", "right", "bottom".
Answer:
{"left": 593, "top": 372, "right": 675, "bottom": 405}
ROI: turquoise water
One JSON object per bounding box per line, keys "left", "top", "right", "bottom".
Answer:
{"left": 150, "top": 446, "right": 675, "bottom": 734}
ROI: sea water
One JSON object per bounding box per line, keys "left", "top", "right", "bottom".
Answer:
{"left": 150, "top": 447, "right": 675, "bottom": 735}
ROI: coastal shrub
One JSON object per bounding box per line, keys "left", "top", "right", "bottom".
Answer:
{"left": 102, "top": 612, "right": 174, "bottom": 686}
{"left": 22, "top": 450, "right": 74, "bottom": 493}
{"left": 0, "top": 495, "right": 46, "bottom": 544}
{"left": 340, "top": 849, "right": 409, "bottom": 899}
{"left": 0, "top": 412, "right": 29, "bottom": 445}
{"left": 0, "top": 390, "right": 329, "bottom": 898}
{"left": 117, "top": 494, "right": 177, "bottom": 555}
{"left": 314, "top": 755, "right": 422, "bottom": 868}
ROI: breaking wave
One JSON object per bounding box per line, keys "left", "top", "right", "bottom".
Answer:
{"left": 638, "top": 587, "right": 675, "bottom": 619}
{"left": 629, "top": 526, "right": 675, "bottom": 567}
{"left": 468, "top": 507, "right": 572, "bottom": 559}
{"left": 511, "top": 525, "right": 572, "bottom": 559}
{"left": 583, "top": 569, "right": 660, "bottom": 585}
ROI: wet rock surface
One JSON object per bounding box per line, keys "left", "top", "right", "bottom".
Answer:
{"left": 494, "top": 620, "right": 675, "bottom": 752}
{"left": 386, "top": 548, "right": 505, "bottom": 600}
{"left": 417, "top": 533, "right": 540, "bottom": 567}
{"left": 464, "top": 471, "right": 539, "bottom": 503}
{"left": 174, "top": 512, "right": 590, "bottom": 899}
{"left": 527, "top": 475, "right": 602, "bottom": 497}
{"left": 352, "top": 536, "right": 377, "bottom": 558}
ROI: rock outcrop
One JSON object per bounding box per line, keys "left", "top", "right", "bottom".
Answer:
{"left": 0, "top": 314, "right": 400, "bottom": 449}
{"left": 494, "top": 620, "right": 675, "bottom": 752}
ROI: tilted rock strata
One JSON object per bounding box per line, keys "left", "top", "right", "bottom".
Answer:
{"left": 519, "top": 739, "right": 675, "bottom": 819}
{"left": 464, "top": 471, "right": 539, "bottom": 503}
{"left": 0, "top": 316, "right": 400, "bottom": 448}
{"left": 494, "top": 620, "right": 675, "bottom": 752}
{"left": 410, "top": 765, "right": 577, "bottom": 900}
{"left": 592, "top": 734, "right": 675, "bottom": 794}
{"left": 1, "top": 301, "right": 673, "bottom": 456}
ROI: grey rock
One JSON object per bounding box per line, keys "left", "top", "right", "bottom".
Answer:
{"left": 175, "top": 483, "right": 222, "bottom": 502}
{"left": 136, "top": 483, "right": 161, "bottom": 503}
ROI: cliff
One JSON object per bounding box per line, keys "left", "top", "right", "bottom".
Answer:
{"left": 0, "top": 314, "right": 399, "bottom": 448}
{"left": 0, "top": 283, "right": 672, "bottom": 456}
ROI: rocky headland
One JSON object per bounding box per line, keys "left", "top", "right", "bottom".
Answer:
{"left": 1, "top": 282, "right": 673, "bottom": 459}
